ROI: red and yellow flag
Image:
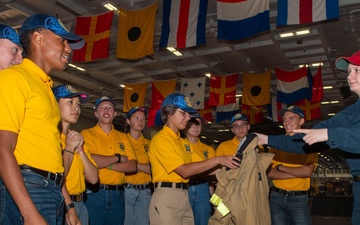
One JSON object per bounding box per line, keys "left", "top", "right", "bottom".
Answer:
{"left": 241, "top": 104, "right": 264, "bottom": 125}
{"left": 209, "top": 73, "right": 239, "bottom": 106}
{"left": 117, "top": 1, "right": 158, "bottom": 59}
{"left": 123, "top": 82, "right": 148, "bottom": 112}
{"left": 296, "top": 99, "right": 321, "bottom": 121}
{"left": 72, "top": 11, "right": 113, "bottom": 62}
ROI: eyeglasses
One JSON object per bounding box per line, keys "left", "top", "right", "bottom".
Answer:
{"left": 177, "top": 109, "right": 189, "bottom": 117}
{"left": 232, "top": 123, "right": 249, "bottom": 130}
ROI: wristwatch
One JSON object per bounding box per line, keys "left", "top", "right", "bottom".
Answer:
{"left": 65, "top": 202, "right": 75, "bottom": 213}
{"left": 115, "top": 153, "right": 122, "bottom": 163}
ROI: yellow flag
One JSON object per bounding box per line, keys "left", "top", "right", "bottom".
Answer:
{"left": 123, "top": 82, "right": 148, "bottom": 112}
{"left": 242, "top": 70, "right": 271, "bottom": 106}
{"left": 116, "top": 1, "right": 158, "bottom": 59}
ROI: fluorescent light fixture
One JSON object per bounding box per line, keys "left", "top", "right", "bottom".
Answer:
{"left": 328, "top": 113, "right": 336, "bottom": 116}
{"left": 201, "top": 136, "right": 207, "bottom": 139}
{"left": 295, "top": 29, "right": 310, "bottom": 35}
{"left": 214, "top": 140, "right": 219, "bottom": 143}
{"left": 330, "top": 100, "right": 339, "bottom": 104}
{"left": 279, "top": 125, "right": 284, "bottom": 128}
{"left": 103, "top": 1, "right": 117, "bottom": 11}
{"left": 119, "top": 84, "right": 125, "bottom": 88}
{"left": 279, "top": 32, "right": 294, "bottom": 38}
{"left": 205, "top": 73, "right": 211, "bottom": 78}
{"left": 218, "top": 129, "right": 224, "bottom": 132}
{"left": 321, "top": 101, "right": 329, "bottom": 104}
{"left": 102, "top": 1, "right": 119, "bottom": 15}
{"left": 68, "top": 63, "right": 86, "bottom": 72}
{"left": 323, "top": 86, "right": 333, "bottom": 89}
{"left": 236, "top": 94, "right": 242, "bottom": 97}
{"left": 311, "top": 62, "right": 323, "bottom": 67}
{"left": 166, "top": 47, "right": 183, "bottom": 56}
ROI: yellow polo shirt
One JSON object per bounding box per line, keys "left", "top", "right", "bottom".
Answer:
{"left": 0, "top": 59, "right": 63, "bottom": 173}
{"left": 125, "top": 133, "right": 151, "bottom": 184}
{"left": 187, "top": 139, "right": 215, "bottom": 162}
{"left": 149, "top": 126, "right": 192, "bottom": 183}
{"left": 269, "top": 148, "right": 318, "bottom": 191}
{"left": 216, "top": 136, "right": 240, "bottom": 156}
{"left": 81, "top": 124, "right": 137, "bottom": 185}
{"left": 61, "top": 134, "right": 97, "bottom": 194}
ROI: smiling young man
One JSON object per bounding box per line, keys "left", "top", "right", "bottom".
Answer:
{"left": 266, "top": 106, "right": 318, "bottom": 225}
{"left": 81, "top": 96, "right": 137, "bottom": 225}
{"left": 0, "top": 14, "right": 84, "bottom": 225}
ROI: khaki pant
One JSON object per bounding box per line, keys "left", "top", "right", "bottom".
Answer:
{"left": 149, "top": 186, "right": 194, "bottom": 225}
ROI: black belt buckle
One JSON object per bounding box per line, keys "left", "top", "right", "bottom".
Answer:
{"left": 70, "top": 193, "right": 83, "bottom": 202}
{"left": 54, "top": 173, "right": 63, "bottom": 185}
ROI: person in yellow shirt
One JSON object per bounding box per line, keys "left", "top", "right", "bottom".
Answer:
{"left": 185, "top": 116, "right": 216, "bottom": 225}
{"left": 124, "top": 106, "right": 152, "bottom": 225}
{"left": 216, "top": 113, "right": 250, "bottom": 157}
{"left": 0, "top": 14, "right": 84, "bottom": 225}
{"left": 0, "top": 24, "right": 23, "bottom": 70}
{"left": 82, "top": 96, "right": 137, "bottom": 225}
{"left": 148, "top": 93, "right": 240, "bottom": 225}
{"left": 53, "top": 84, "right": 99, "bottom": 225}
{"left": 266, "top": 106, "right": 318, "bottom": 225}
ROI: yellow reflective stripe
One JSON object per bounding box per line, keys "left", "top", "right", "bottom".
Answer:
{"left": 217, "top": 202, "right": 230, "bottom": 216}
{"left": 210, "top": 194, "right": 222, "bottom": 206}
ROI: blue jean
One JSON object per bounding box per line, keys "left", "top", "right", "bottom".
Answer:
{"left": 188, "top": 182, "right": 211, "bottom": 225}
{"left": 85, "top": 188, "right": 125, "bottom": 225}
{"left": 124, "top": 187, "right": 151, "bottom": 225}
{"left": 352, "top": 181, "right": 360, "bottom": 225}
{"left": 0, "top": 170, "right": 64, "bottom": 225}
{"left": 270, "top": 190, "right": 311, "bottom": 225}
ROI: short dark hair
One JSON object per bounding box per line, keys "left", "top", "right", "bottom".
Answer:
{"left": 20, "top": 28, "right": 43, "bottom": 56}
{"left": 161, "top": 105, "right": 178, "bottom": 124}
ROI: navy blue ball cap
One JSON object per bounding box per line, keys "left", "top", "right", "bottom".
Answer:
{"left": 127, "top": 106, "right": 148, "bottom": 119}
{"left": 0, "top": 24, "right": 22, "bottom": 46}
{"left": 230, "top": 113, "right": 249, "bottom": 125}
{"left": 278, "top": 105, "right": 305, "bottom": 118}
{"left": 20, "top": 14, "right": 85, "bottom": 50}
{"left": 53, "top": 85, "right": 89, "bottom": 103}
{"left": 161, "top": 93, "right": 197, "bottom": 114}
{"left": 95, "top": 96, "right": 116, "bottom": 109}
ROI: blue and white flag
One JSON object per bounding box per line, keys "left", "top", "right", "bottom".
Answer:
{"left": 217, "top": 0, "right": 270, "bottom": 41}
{"left": 181, "top": 77, "right": 206, "bottom": 109}
{"left": 275, "top": 66, "right": 312, "bottom": 104}
{"left": 159, "top": 0, "right": 208, "bottom": 49}
{"left": 216, "top": 98, "right": 240, "bottom": 123}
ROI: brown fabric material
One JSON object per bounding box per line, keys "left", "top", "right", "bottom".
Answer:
{"left": 209, "top": 137, "right": 274, "bottom": 225}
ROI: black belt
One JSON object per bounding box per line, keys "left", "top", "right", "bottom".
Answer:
{"left": 99, "top": 184, "right": 124, "bottom": 191}
{"left": 155, "top": 182, "right": 188, "bottom": 190}
{"left": 188, "top": 178, "right": 208, "bottom": 186}
{"left": 20, "top": 164, "right": 63, "bottom": 185}
{"left": 353, "top": 175, "right": 360, "bottom": 182}
{"left": 272, "top": 187, "right": 308, "bottom": 196}
{"left": 125, "top": 183, "right": 151, "bottom": 190}
{"left": 70, "top": 193, "right": 83, "bottom": 202}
